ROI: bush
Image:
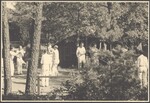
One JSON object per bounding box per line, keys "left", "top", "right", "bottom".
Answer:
{"left": 2, "top": 91, "right": 57, "bottom": 100}
{"left": 54, "top": 49, "right": 148, "bottom": 100}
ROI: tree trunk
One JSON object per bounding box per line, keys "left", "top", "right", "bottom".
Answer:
{"left": 2, "top": 2, "right": 12, "bottom": 95}
{"left": 25, "top": 3, "right": 43, "bottom": 95}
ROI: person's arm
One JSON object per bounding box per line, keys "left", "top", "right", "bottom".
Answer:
{"left": 146, "top": 58, "right": 149, "bottom": 69}
{"left": 137, "top": 57, "right": 140, "bottom": 68}
{"left": 76, "top": 48, "right": 79, "bottom": 57}
{"left": 21, "top": 58, "right": 26, "bottom": 64}
{"left": 10, "top": 51, "right": 17, "bottom": 56}
{"left": 41, "top": 55, "right": 44, "bottom": 65}
{"left": 137, "top": 57, "right": 141, "bottom": 73}
{"left": 84, "top": 47, "right": 86, "bottom": 54}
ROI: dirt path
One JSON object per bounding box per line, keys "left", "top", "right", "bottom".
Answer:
{"left": 1, "top": 67, "right": 78, "bottom": 95}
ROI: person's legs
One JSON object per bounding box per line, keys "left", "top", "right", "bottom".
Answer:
{"left": 18, "top": 64, "right": 21, "bottom": 74}
{"left": 41, "top": 73, "right": 45, "bottom": 87}
{"left": 78, "top": 62, "right": 82, "bottom": 69}
{"left": 16, "top": 62, "right": 19, "bottom": 74}
{"left": 41, "top": 65, "right": 45, "bottom": 86}
{"left": 82, "top": 57, "right": 86, "bottom": 68}
{"left": 139, "top": 72, "right": 143, "bottom": 88}
{"left": 10, "top": 61, "right": 14, "bottom": 76}
{"left": 18, "top": 62, "right": 22, "bottom": 74}
{"left": 49, "top": 63, "right": 53, "bottom": 76}
{"left": 55, "top": 64, "right": 59, "bottom": 76}
{"left": 52, "top": 64, "right": 57, "bottom": 76}
{"left": 143, "top": 69, "right": 148, "bottom": 87}
{"left": 20, "top": 63, "right": 22, "bottom": 74}
{"left": 77, "top": 58, "right": 80, "bottom": 69}
{"left": 45, "top": 71, "right": 49, "bottom": 86}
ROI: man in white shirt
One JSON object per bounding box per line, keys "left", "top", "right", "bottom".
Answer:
{"left": 40, "top": 49, "right": 52, "bottom": 87}
{"left": 52, "top": 45, "right": 60, "bottom": 76}
{"left": 76, "top": 42, "right": 86, "bottom": 69}
{"left": 137, "top": 50, "right": 148, "bottom": 88}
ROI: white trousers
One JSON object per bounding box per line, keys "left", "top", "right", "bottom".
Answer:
{"left": 138, "top": 67, "right": 148, "bottom": 88}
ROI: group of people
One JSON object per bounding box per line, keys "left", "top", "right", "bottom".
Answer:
{"left": 8, "top": 43, "right": 60, "bottom": 87}
{"left": 8, "top": 42, "right": 148, "bottom": 88}
{"left": 76, "top": 42, "right": 100, "bottom": 69}
{"left": 10, "top": 45, "right": 26, "bottom": 76}
{"left": 40, "top": 44, "right": 60, "bottom": 87}
{"left": 76, "top": 42, "right": 148, "bottom": 88}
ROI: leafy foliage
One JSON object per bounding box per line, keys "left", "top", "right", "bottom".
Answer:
{"left": 52, "top": 50, "right": 148, "bottom": 100}
{"left": 2, "top": 91, "right": 56, "bottom": 100}
{"left": 8, "top": 2, "right": 148, "bottom": 45}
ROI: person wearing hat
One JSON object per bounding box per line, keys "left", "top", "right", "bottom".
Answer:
{"left": 51, "top": 45, "right": 60, "bottom": 76}
{"left": 136, "top": 49, "right": 148, "bottom": 88}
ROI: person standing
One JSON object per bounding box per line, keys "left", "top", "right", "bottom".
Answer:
{"left": 47, "top": 44, "right": 54, "bottom": 76}
{"left": 89, "top": 44, "right": 99, "bottom": 65}
{"left": 52, "top": 45, "right": 60, "bottom": 76}
{"left": 23, "top": 44, "right": 31, "bottom": 69}
{"left": 137, "top": 50, "right": 148, "bottom": 88}
{"left": 10, "top": 47, "right": 17, "bottom": 76}
{"left": 76, "top": 42, "right": 86, "bottom": 69}
{"left": 40, "top": 49, "right": 51, "bottom": 87}
{"left": 16, "top": 52, "right": 26, "bottom": 74}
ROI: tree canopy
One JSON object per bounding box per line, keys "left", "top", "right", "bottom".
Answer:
{"left": 8, "top": 2, "right": 148, "bottom": 46}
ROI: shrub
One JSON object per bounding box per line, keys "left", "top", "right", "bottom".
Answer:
{"left": 2, "top": 90, "right": 57, "bottom": 100}
{"left": 55, "top": 49, "right": 148, "bottom": 100}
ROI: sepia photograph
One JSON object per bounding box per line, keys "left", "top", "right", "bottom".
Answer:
{"left": 1, "top": 0, "right": 149, "bottom": 102}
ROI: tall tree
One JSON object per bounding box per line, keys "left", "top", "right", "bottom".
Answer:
{"left": 2, "top": 2, "right": 12, "bottom": 95}
{"left": 25, "top": 2, "right": 43, "bottom": 95}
